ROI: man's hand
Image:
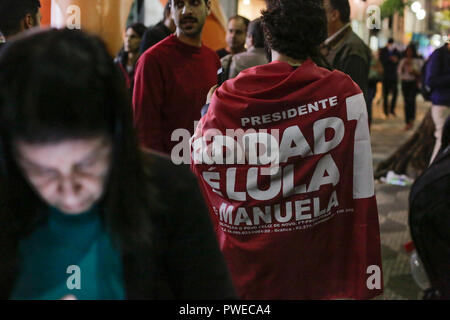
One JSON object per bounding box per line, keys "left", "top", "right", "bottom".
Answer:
{"left": 206, "top": 85, "right": 218, "bottom": 105}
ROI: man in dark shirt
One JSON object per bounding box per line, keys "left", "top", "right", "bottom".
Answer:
{"left": 321, "top": 0, "right": 372, "bottom": 122}
{"left": 139, "top": 2, "right": 176, "bottom": 54}
{"left": 216, "top": 15, "right": 249, "bottom": 59}
{"left": 379, "top": 38, "right": 401, "bottom": 117}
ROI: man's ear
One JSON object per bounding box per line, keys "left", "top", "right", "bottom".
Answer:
{"left": 330, "top": 8, "right": 340, "bottom": 23}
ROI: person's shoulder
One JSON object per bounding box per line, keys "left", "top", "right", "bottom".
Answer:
{"left": 431, "top": 45, "right": 447, "bottom": 59}
{"left": 221, "top": 53, "right": 233, "bottom": 64}
{"left": 216, "top": 48, "right": 229, "bottom": 59}
{"left": 202, "top": 45, "right": 220, "bottom": 65}
{"left": 149, "top": 21, "right": 165, "bottom": 32}
{"left": 344, "top": 31, "right": 371, "bottom": 58}
{"left": 328, "top": 67, "right": 363, "bottom": 96}
{"left": 142, "top": 35, "right": 175, "bottom": 57}
{"left": 202, "top": 44, "right": 219, "bottom": 57}
{"left": 232, "top": 50, "right": 263, "bottom": 69}
{"left": 232, "top": 50, "right": 251, "bottom": 61}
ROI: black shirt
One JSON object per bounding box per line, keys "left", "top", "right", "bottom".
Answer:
{"left": 139, "top": 21, "right": 172, "bottom": 54}
{"left": 379, "top": 47, "right": 401, "bottom": 81}
{"left": 216, "top": 48, "right": 230, "bottom": 59}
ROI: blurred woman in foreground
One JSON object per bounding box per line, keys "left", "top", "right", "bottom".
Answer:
{"left": 0, "top": 29, "right": 235, "bottom": 300}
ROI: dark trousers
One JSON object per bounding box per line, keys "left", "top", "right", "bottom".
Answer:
{"left": 401, "top": 80, "right": 418, "bottom": 124}
{"left": 383, "top": 79, "right": 398, "bottom": 116}
{"left": 366, "top": 82, "right": 378, "bottom": 125}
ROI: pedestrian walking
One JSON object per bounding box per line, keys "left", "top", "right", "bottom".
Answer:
{"left": 380, "top": 38, "right": 401, "bottom": 118}
{"left": 398, "top": 43, "right": 423, "bottom": 130}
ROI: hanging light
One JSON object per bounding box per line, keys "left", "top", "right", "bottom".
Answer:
{"left": 431, "top": 34, "right": 442, "bottom": 47}
{"left": 243, "top": 0, "right": 251, "bottom": 5}
{"left": 416, "top": 9, "right": 426, "bottom": 20}
{"left": 411, "top": 1, "right": 421, "bottom": 13}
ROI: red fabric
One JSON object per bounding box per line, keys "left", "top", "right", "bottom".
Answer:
{"left": 191, "top": 60, "right": 383, "bottom": 299}
{"left": 133, "top": 34, "right": 221, "bottom": 154}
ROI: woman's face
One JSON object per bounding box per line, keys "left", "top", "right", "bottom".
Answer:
{"left": 124, "top": 28, "right": 142, "bottom": 53}
{"left": 406, "top": 48, "right": 414, "bottom": 58}
{"left": 14, "top": 136, "right": 112, "bottom": 215}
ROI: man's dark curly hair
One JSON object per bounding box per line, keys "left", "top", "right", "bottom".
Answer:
{"left": 261, "top": 0, "right": 328, "bottom": 63}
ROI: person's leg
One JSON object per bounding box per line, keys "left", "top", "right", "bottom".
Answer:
{"left": 404, "top": 81, "right": 415, "bottom": 126}
{"left": 411, "top": 84, "right": 417, "bottom": 124}
{"left": 382, "top": 80, "right": 389, "bottom": 117}
{"left": 430, "top": 105, "right": 450, "bottom": 164}
{"left": 390, "top": 80, "right": 398, "bottom": 116}
{"left": 367, "top": 84, "right": 376, "bottom": 125}
{"left": 401, "top": 82, "right": 409, "bottom": 124}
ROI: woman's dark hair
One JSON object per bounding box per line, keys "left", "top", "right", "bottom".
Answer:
{"left": 248, "top": 19, "right": 265, "bottom": 49}
{"left": 117, "top": 23, "right": 146, "bottom": 65}
{"left": 405, "top": 43, "right": 418, "bottom": 58}
{"left": 261, "top": 0, "right": 328, "bottom": 65}
{"left": 0, "top": 29, "right": 157, "bottom": 278}
{"left": 127, "top": 22, "right": 147, "bottom": 39}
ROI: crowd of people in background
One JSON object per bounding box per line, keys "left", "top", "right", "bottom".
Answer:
{"left": 0, "top": 0, "right": 449, "bottom": 300}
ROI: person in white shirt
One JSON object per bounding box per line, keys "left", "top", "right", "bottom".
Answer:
{"left": 397, "top": 43, "right": 423, "bottom": 130}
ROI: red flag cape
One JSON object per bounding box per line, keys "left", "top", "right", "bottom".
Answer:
{"left": 191, "top": 60, "right": 383, "bottom": 299}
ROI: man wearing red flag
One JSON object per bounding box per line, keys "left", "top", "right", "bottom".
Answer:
{"left": 191, "top": 0, "right": 383, "bottom": 299}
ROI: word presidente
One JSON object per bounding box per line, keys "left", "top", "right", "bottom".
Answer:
{"left": 241, "top": 96, "right": 338, "bottom": 127}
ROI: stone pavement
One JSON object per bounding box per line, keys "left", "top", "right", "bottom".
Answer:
{"left": 370, "top": 93, "right": 431, "bottom": 300}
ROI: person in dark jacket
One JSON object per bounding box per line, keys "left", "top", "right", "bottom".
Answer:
{"left": 139, "top": 2, "right": 175, "bottom": 54}
{"left": 224, "top": 18, "right": 269, "bottom": 80}
{"left": 427, "top": 41, "right": 450, "bottom": 164}
{"left": 379, "top": 38, "right": 401, "bottom": 118}
{"left": 115, "top": 23, "right": 147, "bottom": 92}
{"left": 0, "top": 28, "right": 235, "bottom": 300}
{"left": 321, "top": 0, "right": 372, "bottom": 122}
